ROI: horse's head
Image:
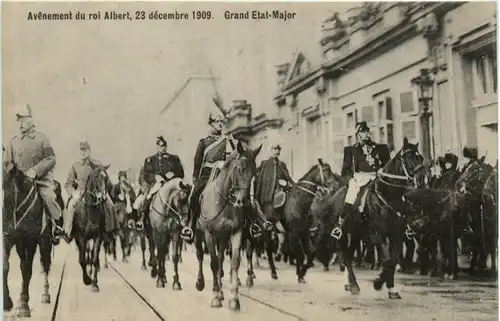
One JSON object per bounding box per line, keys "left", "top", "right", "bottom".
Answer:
{"left": 86, "top": 163, "right": 111, "bottom": 205}
{"left": 157, "top": 178, "right": 192, "bottom": 226}
{"left": 383, "top": 137, "right": 427, "bottom": 188}
{"left": 299, "top": 159, "right": 335, "bottom": 189}
{"left": 223, "top": 141, "right": 262, "bottom": 208}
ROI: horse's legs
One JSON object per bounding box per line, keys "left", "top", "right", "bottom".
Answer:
{"left": 205, "top": 232, "right": 222, "bottom": 308}
{"left": 90, "top": 237, "right": 102, "bottom": 292}
{"left": 153, "top": 231, "right": 167, "bottom": 288}
{"left": 103, "top": 239, "right": 109, "bottom": 269}
{"left": 385, "top": 238, "right": 403, "bottom": 299}
{"left": 3, "top": 237, "right": 14, "bottom": 312}
{"left": 266, "top": 233, "right": 278, "bottom": 280}
{"left": 229, "top": 230, "right": 243, "bottom": 311}
{"left": 292, "top": 233, "right": 306, "bottom": 283}
{"left": 76, "top": 235, "right": 91, "bottom": 285}
{"left": 171, "top": 233, "right": 182, "bottom": 290}
{"left": 245, "top": 237, "right": 255, "bottom": 287}
{"left": 178, "top": 238, "right": 183, "bottom": 264}
{"left": 343, "top": 233, "right": 360, "bottom": 295}
{"left": 195, "top": 230, "right": 205, "bottom": 291}
{"left": 16, "top": 237, "right": 37, "bottom": 317}
{"left": 140, "top": 232, "right": 147, "bottom": 270}
{"left": 38, "top": 234, "right": 53, "bottom": 304}
{"left": 119, "top": 231, "right": 127, "bottom": 263}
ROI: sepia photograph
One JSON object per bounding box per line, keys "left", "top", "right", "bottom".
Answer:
{"left": 2, "top": 1, "right": 498, "bottom": 320}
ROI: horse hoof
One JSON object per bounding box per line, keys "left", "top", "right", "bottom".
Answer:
{"left": 323, "top": 266, "right": 330, "bottom": 272}
{"left": 16, "top": 303, "right": 31, "bottom": 318}
{"left": 275, "top": 254, "right": 282, "bottom": 262}
{"left": 83, "top": 276, "right": 92, "bottom": 286}
{"left": 151, "top": 269, "right": 158, "bottom": 279}
{"left": 350, "top": 284, "right": 360, "bottom": 295}
{"left": 4, "top": 296, "right": 13, "bottom": 312}
{"left": 196, "top": 279, "right": 205, "bottom": 291}
{"left": 123, "top": 258, "right": 128, "bottom": 263}
{"left": 237, "top": 278, "right": 242, "bottom": 286}
{"left": 246, "top": 277, "right": 254, "bottom": 288}
{"left": 218, "top": 291, "right": 224, "bottom": 301}
{"left": 103, "top": 263, "right": 108, "bottom": 269}
{"left": 141, "top": 265, "right": 147, "bottom": 271}
{"left": 156, "top": 280, "right": 165, "bottom": 288}
{"left": 339, "top": 265, "right": 345, "bottom": 272}
{"left": 172, "top": 282, "right": 182, "bottom": 291}
{"left": 271, "top": 272, "right": 278, "bottom": 280}
{"left": 229, "top": 298, "right": 241, "bottom": 311}
{"left": 298, "top": 277, "right": 306, "bottom": 284}
{"left": 210, "top": 297, "right": 222, "bottom": 308}
{"left": 252, "top": 272, "right": 256, "bottom": 279}
{"left": 41, "top": 293, "right": 51, "bottom": 304}
{"left": 344, "top": 284, "right": 351, "bottom": 292}
{"left": 373, "top": 278, "right": 384, "bottom": 291}
{"left": 91, "top": 284, "right": 100, "bottom": 292}
{"left": 388, "top": 291, "right": 402, "bottom": 300}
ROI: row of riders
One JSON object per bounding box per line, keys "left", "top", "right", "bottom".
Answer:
{"left": 3, "top": 103, "right": 497, "bottom": 316}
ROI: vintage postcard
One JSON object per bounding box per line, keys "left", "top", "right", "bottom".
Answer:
{"left": 2, "top": 2, "right": 498, "bottom": 321}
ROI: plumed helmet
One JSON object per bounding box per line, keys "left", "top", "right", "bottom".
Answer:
{"left": 208, "top": 113, "right": 226, "bottom": 125}
{"left": 156, "top": 136, "right": 167, "bottom": 147}
{"left": 15, "top": 104, "right": 33, "bottom": 119}
{"left": 355, "top": 121, "right": 370, "bottom": 134}
{"left": 463, "top": 146, "right": 478, "bottom": 159}
{"left": 80, "top": 141, "right": 91, "bottom": 150}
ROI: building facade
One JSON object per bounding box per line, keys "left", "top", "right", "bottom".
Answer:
{"left": 228, "top": 2, "right": 497, "bottom": 179}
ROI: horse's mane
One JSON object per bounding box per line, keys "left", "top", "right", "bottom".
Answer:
{"left": 298, "top": 163, "right": 320, "bottom": 181}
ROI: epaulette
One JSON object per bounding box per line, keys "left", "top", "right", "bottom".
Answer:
{"left": 146, "top": 157, "right": 151, "bottom": 163}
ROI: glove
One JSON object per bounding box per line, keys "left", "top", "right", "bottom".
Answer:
{"left": 25, "top": 168, "right": 36, "bottom": 179}
{"left": 155, "top": 175, "right": 164, "bottom": 183}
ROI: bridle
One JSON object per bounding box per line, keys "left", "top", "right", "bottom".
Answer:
{"left": 378, "top": 148, "right": 426, "bottom": 189}
{"left": 297, "top": 162, "right": 329, "bottom": 196}
{"left": 9, "top": 175, "right": 39, "bottom": 231}
{"left": 151, "top": 188, "right": 187, "bottom": 226}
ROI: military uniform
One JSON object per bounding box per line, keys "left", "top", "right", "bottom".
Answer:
{"left": 63, "top": 142, "right": 117, "bottom": 239}
{"left": 341, "top": 122, "right": 390, "bottom": 212}
{"left": 4, "top": 127, "right": 62, "bottom": 225}
{"left": 456, "top": 147, "right": 484, "bottom": 201}
{"left": 4, "top": 104, "right": 62, "bottom": 236}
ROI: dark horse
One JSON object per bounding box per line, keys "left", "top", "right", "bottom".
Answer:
{"left": 72, "top": 163, "right": 111, "bottom": 292}
{"left": 480, "top": 164, "right": 498, "bottom": 277}
{"left": 3, "top": 164, "right": 55, "bottom": 317}
{"left": 110, "top": 181, "right": 138, "bottom": 263}
{"left": 282, "top": 159, "right": 336, "bottom": 283}
{"left": 148, "top": 178, "right": 191, "bottom": 289}
{"left": 323, "top": 138, "right": 425, "bottom": 299}
{"left": 194, "top": 142, "right": 262, "bottom": 311}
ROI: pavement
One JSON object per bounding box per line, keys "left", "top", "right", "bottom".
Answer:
{"left": 3, "top": 241, "right": 498, "bottom": 321}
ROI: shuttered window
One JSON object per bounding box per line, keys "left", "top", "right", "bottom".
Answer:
{"left": 386, "top": 96, "right": 393, "bottom": 120}
{"left": 387, "top": 123, "right": 394, "bottom": 152}
{"left": 400, "top": 92, "right": 415, "bottom": 113}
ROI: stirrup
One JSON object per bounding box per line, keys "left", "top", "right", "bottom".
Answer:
{"left": 405, "top": 225, "right": 415, "bottom": 239}
{"left": 331, "top": 226, "right": 343, "bottom": 240}
{"left": 127, "top": 219, "right": 135, "bottom": 229}
{"left": 263, "top": 220, "right": 273, "bottom": 232}
{"left": 135, "top": 221, "right": 144, "bottom": 231}
{"left": 180, "top": 226, "right": 193, "bottom": 241}
{"left": 250, "top": 223, "right": 262, "bottom": 238}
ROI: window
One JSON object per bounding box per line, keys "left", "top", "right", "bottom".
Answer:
{"left": 347, "top": 135, "right": 354, "bottom": 146}
{"left": 378, "top": 101, "right": 384, "bottom": 123}
{"left": 331, "top": 116, "right": 342, "bottom": 134}
{"left": 347, "top": 112, "right": 354, "bottom": 129}
{"left": 315, "top": 121, "right": 321, "bottom": 138}
{"left": 361, "top": 106, "right": 374, "bottom": 124}
{"left": 387, "top": 123, "right": 394, "bottom": 152}
{"left": 379, "top": 126, "right": 386, "bottom": 144}
{"left": 402, "top": 120, "right": 416, "bottom": 140}
{"left": 386, "top": 97, "right": 393, "bottom": 120}
{"left": 472, "top": 49, "right": 497, "bottom": 98}
{"left": 476, "top": 56, "right": 487, "bottom": 94}
{"left": 400, "top": 92, "right": 415, "bottom": 113}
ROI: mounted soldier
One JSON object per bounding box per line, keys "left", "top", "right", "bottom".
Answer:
{"left": 137, "top": 136, "right": 185, "bottom": 213}
{"left": 252, "top": 141, "right": 293, "bottom": 245}
{"left": 181, "top": 111, "right": 239, "bottom": 242}
{"left": 433, "top": 152, "right": 460, "bottom": 189}
{"left": 111, "top": 171, "right": 136, "bottom": 212}
{"left": 3, "top": 104, "right": 64, "bottom": 239}
{"left": 340, "top": 121, "right": 391, "bottom": 222}
{"left": 63, "top": 141, "right": 118, "bottom": 242}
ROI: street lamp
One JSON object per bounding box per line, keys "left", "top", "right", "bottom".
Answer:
{"left": 412, "top": 68, "right": 435, "bottom": 162}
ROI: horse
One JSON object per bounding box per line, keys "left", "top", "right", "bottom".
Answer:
{"left": 480, "top": 164, "right": 498, "bottom": 277}
{"left": 72, "top": 163, "right": 111, "bottom": 292}
{"left": 282, "top": 159, "right": 336, "bottom": 283}
{"left": 325, "top": 138, "right": 426, "bottom": 299}
{"left": 112, "top": 181, "right": 138, "bottom": 263}
{"left": 3, "top": 164, "right": 55, "bottom": 317}
{"left": 194, "top": 142, "right": 262, "bottom": 311}
{"left": 148, "top": 178, "right": 191, "bottom": 289}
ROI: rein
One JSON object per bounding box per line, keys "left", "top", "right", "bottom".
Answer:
{"left": 151, "top": 190, "right": 185, "bottom": 226}
{"left": 7, "top": 177, "right": 40, "bottom": 233}
{"left": 296, "top": 163, "right": 329, "bottom": 196}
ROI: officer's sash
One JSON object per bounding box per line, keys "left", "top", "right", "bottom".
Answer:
{"left": 202, "top": 136, "right": 227, "bottom": 163}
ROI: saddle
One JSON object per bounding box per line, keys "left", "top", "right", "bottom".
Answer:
{"left": 351, "top": 181, "right": 374, "bottom": 213}
{"left": 272, "top": 179, "right": 290, "bottom": 209}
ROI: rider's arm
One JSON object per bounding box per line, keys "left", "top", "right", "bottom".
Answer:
{"left": 64, "top": 164, "right": 78, "bottom": 196}
{"left": 281, "top": 161, "right": 295, "bottom": 184}
{"left": 378, "top": 144, "right": 391, "bottom": 167}
{"left": 3, "top": 139, "right": 14, "bottom": 171}
{"left": 32, "top": 134, "right": 56, "bottom": 178}
{"left": 192, "top": 139, "right": 205, "bottom": 182}
{"left": 341, "top": 147, "right": 353, "bottom": 178}
{"left": 142, "top": 157, "right": 156, "bottom": 185}
{"left": 172, "top": 155, "right": 185, "bottom": 179}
